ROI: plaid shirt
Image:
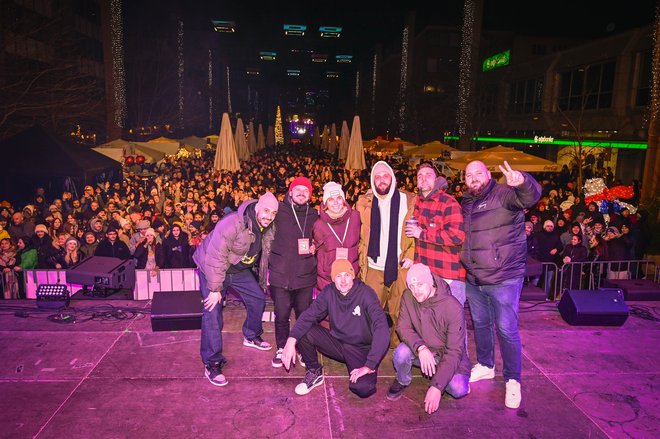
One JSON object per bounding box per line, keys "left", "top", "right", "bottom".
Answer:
{"left": 414, "top": 189, "right": 466, "bottom": 280}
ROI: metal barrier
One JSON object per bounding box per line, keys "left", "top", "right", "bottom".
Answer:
{"left": 21, "top": 268, "right": 200, "bottom": 300}
{"left": 524, "top": 261, "right": 559, "bottom": 300}
{"left": 557, "top": 259, "right": 657, "bottom": 300}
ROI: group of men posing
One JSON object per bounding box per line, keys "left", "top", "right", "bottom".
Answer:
{"left": 194, "top": 158, "right": 541, "bottom": 413}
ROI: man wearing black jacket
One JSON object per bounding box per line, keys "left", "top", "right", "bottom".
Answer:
{"left": 269, "top": 176, "right": 319, "bottom": 368}
{"left": 281, "top": 259, "right": 389, "bottom": 398}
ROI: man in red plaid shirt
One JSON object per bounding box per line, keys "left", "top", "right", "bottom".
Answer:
{"left": 404, "top": 163, "right": 471, "bottom": 389}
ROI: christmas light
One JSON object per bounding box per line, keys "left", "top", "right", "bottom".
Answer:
{"left": 178, "top": 20, "right": 185, "bottom": 130}
{"left": 372, "top": 52, "right": 377, "bottom": 132}
{"left": 227, "top": 66, "right": 232, "bottom": 114}
{"left": 458, "top": 0, "right": 476, "bottom": 136}
{"left": 399, "top": 26, "right": 409, "bottom": 134}
{"left": 275, "top": 105, "right": 284, "bottom": 145}
{"left": 110, "top": 0, "right": 126, "bottom": 127}
{"left": 208, "top": 49, "right": 213, "bottom": 130}
{"left": 355, "top": 70, "right": 360, "bottom": 110}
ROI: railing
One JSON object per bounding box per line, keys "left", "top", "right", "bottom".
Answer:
{"left": 524, "top": 261, "right": 559, "bottom": 300}
{"left": 21, "top": 268, "right": 200, "bottom": 300}
{"left": 557, "top": 259, "right": 657, "bottom": 300}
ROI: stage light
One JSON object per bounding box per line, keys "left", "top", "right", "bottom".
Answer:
{"left": 36, "top": 284, "right": 70, "bottom": 309}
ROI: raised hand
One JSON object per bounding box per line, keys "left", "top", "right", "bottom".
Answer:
{"left": 498, "top": 161, "right": 524, "bottom": 187}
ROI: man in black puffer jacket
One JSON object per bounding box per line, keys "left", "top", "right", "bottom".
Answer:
{"left": 460, "top": 160, "right": 541, "bottom": 410}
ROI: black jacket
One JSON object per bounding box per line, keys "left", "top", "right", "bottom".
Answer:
{"left": 460, "top": 174, "right": 541, "bottom": 285}
{"left": 163, "top": 234, "right": 194, "bottom": 268}
{"left": 133, "top": 242, "right": 166, "bottom": 269}
{"left": 268, "top": 197, "right": 319, "bottom": 289}
{"left": 95, "top": 239, "right": 131, "bottom": 260}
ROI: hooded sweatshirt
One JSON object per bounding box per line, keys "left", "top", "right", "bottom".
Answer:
{"left": 368, "top": 161, "right": 409, "bottom": 270}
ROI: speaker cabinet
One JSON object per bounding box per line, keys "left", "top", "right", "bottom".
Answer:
{"left": 558, "top": 288, "right": 629, "bottom": 326}
{"left": 151, "top": 291, "right": 202, "bottom": 332}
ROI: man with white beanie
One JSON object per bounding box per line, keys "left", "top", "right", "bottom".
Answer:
{"left": 193, "top": 191, "right": 279, "bottom": 387}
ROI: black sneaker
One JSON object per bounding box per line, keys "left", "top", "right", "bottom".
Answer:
{"left": 295, "top": 367, "right": 324, "bottom": 395}
{"left": 205, "top": 361, "right": 228, "bottom": 387}
{"left": 243, "top": 336, "right": 272, "bottom": 351}
{"left": 386, "top": 380, "right": 408, "bottom": 401}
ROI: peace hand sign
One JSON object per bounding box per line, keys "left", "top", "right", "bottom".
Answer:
{"left": 498, "top": 161, "right": 524, "bottom": 187}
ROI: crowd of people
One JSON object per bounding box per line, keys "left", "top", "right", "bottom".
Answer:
{"left": 0, "top": 143, "right": 654, "bottom": 412}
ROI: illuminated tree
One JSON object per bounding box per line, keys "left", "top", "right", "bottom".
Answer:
{"left": 275, "top": 105, "right": 284, "bottom": 145}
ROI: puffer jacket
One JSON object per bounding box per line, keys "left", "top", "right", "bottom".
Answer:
{"left": 312, "top": 203, "right": 361, "bottom": 290}
{"left": 268, "top": 197, "right": 319, "bottom": 290}
{"left": 193, "top": 199, "right": 275, "bottom": 291}
{"left": 396, "top": 274, "right": 470, "bottom": 391}
{"left": 460, "top": 174, "right": 541, "bottom": 285}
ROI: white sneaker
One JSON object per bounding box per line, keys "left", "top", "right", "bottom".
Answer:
{"left": 297, "top": 352, "right": 306, "bottom": 368}
{"left": 469, "top": 363, "right": 495, "bottom": 383}
{"left": 505, "top": 379, "right": 521, "bottom": 409}
{"left": 272, "top": 348, "right": 283, "bottom": 368}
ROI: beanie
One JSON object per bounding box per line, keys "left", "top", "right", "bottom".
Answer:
{"left": 322, "top": 181, "right": 345, "bottom": 204}
{"left": 524, "top": 221, "right": 533, "bottom": 229}
{"left": 35, "top": 224, "right": 48, "bottom": 234}
{"left": 256, "top": 191, "right": 279, "bottom": 213}
{"left": 289, "top": 176, "right": 313, "bottom": 194}
{"left": 406, "top": 263, "right": 434, "bottom": 288}
{"left": 543, "top": 220, "right": 554, "bottom": 228}
{"left": 144, "top": 227, "right": 156, "bottom": 237}
{"left": 64, "top": 236, "right": 79, "bottom": 249}
{"left": 331, "top": 259, "right": 355, "bottom": 279}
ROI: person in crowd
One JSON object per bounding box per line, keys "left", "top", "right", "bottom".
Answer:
{"left": 536, "top": 219, "right": 563, "bottom": 295}
{"left": 524, "top": 221, "right": 542, "bottom": 286}
{"left": 460, "top": 160, "right": 541, "bottom": 409}
{"left": 561, "top": 234, "right": 589, "bottom": 290}
{"left": 560, "top": 222, "right": 585, "bottom": 249}
{"left": 56, "top": 236, "right": 83, "bottom": 269}
{"left": 206, "top": 210, "right": 221, "bottom": 233}
{"left": 162, "top": 224, "right": 193, "bottom": 268}
{"left": 387, "top": 263, "right": 470, "bottom": 413}
{"left": 604, "top": 226, "right": 634, "bottom": 279}
{"left": 312, "top": 181, "right": 361, "bottom": 291}
{"left": 95, "top": 227, "right": 131, "bottom": 260}
{"left": 129, "top": 220, "right": 151, "bottom": 254}
{"left": 79, "top": 231, "right": 99, "bottom": 259}
{"left": 193, "top": 192, "right": 279, "bottom": 387}
{"left": 269, "top": 176, "right": 319, "bottom": 368}
{"left": 133, "top": 228, "right": 165, "bottom": 272}
{"left": 8, "top": 212, "right": 33, "bottom": 243}
{"left": 14, "top": 236, "right": 37, "bottom": 298}
{"left": 32, "top": 224, "right": 55, "bottom": 268}
{"left": 280, "top": 259, "right": 389, "bottom": 398}
{"left": 47, "top": 217, "right": 65, "bottom": 241}
{"left": 356, "top": 161, "right": 416, "bottom": 348}
{"left": 0, "top": 238, "right": 20, "bottom": 299}
{"left": 584, "top": 202, "right": 604, "bottom": 225}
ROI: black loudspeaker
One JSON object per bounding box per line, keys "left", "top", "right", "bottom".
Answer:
{"left": 66, "top": 256, "right": 136, "bottom": 290}
{"left": 558, "top": 288, "right": 629, "bottom": 326}
{"left": 151, "top": 291, "right": 202, "bottom": 332}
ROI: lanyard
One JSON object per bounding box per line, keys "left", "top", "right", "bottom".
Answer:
{"left": 327, "top": 217, "right": 350, "bottom": 246}
{"left": 291, "top": 203, "right": 309, "bottom": 238}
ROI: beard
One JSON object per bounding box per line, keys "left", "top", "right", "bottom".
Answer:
{"left": 375, "top": 182, "right": 391, "bottom": 196}
{"left": 467, "top": 180, "right": 488, "bottom": 196}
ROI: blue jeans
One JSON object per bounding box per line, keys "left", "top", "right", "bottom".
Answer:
{"left": 392, "top": 343, "right": 469, "bottom": 398}
{"left": 465, "top": 277, "right": 523, "bottom": 382}
{"left": 199, "top": 269, "right": 266, "bottom": 365}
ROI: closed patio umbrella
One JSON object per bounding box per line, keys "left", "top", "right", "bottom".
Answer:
{"left": 214, "top": 112, "right": 240, "bottom": 172}
{"left": 345, "top": 116, "right": 366, "bottom": 170}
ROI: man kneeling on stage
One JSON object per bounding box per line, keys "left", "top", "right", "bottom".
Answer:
{"left": 281, "top": 259, "right": 389, "bottom": 398}
{"left": 387, "top": 263, "right": 470, "bottom": 414}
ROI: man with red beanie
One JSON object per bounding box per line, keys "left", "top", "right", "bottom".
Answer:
{"left": 269, "top": 176, "right": 319, "bottom": 368}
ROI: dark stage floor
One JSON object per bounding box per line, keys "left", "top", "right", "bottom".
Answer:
{"left": 0, "top": 296, "right": 658, "bottom": 439}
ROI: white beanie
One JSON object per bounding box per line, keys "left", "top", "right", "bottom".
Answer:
{"left": 323, "top": 181, "right": 345, "bottom": 204}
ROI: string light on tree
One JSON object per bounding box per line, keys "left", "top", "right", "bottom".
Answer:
{"left": 227, "top": 66, "right": 232, "bottom": 114}
{"left": 355, "top": 70, "right": 360, "bottom": 110}
{"left": 208, "top": 49, "right": 213, "bottom": 130}
{"left": 275, "top": 105, "right": 284, "bottom": 145}
{"left": 372, "top": 52, "right": 377, "bottom": 132}
{"left": 110, "top": 0, "right": 126, "bottom": 128}
{"left": 177, "top": 19, "right": 185, "bottom": 130}
{"left": 399, "top": 26, "right": 409, "bottom": 134}
{"left": 457, "top": 0, "right": 476, "bottom": 137}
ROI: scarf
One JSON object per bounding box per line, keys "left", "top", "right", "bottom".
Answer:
{"left": 367, "top": 189, "right": 400, "bottom": 287}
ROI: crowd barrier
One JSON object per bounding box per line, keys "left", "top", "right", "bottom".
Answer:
{"left": 22, "top": 268, "right": 200, "bottom": 301}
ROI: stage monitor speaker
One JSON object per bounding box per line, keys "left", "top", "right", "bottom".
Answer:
{"left": 66, "top": 256, "right": 136, "bottom": 290}
{"left": 558, "top": 288, "right": 629, "bottom": 326}
{"left": 151, "top": 291, "right": 202, "bottom": 332}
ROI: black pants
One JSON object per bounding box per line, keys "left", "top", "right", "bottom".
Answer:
{"left": 270, "top": 286, "right": 314, "bottom": 349}
{"left": 297, "top": 324, "right": 377, "bottom": 399}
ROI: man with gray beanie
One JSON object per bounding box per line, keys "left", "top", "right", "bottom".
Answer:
{"left": 194, "top": 191, "right": 279, "bottom": 387}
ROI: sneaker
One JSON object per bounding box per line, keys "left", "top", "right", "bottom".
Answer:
{"left": 295, "top": 367, "right": 324, "bottom": 396}
{"left": 505, "top": 379, "right": 522, "bottom": 409}
{"left": 272, "top": 348, "right": 283, "bottom": 368}
{"left": 469, "top": 363, "right": 495, "bottom": 383}
{"left": 243, "top": 336, "right": 272, "bottom": 351}
{"left": 386, "top": 380, "right": 409, "bottom": 401}
{"left": 204, "top": 361, "right": 228, "bottom": 387}
{"left": 297, "top": 352, "right": 306, "bottom": 368}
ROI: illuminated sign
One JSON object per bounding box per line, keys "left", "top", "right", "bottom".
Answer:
{"left": 319, "top": 26, "right": 342, "bottom": 37}
{"left": 312, "top": 53, "right": 328, "bottom": 63}
{"left": 336, "top": 55, "right": 352, "bottom": 63}
{"left": 482, "top": 50, "right": 510, "bottom": 72}
{"left": 211, "top": 20, "right": 236, "bottom": 33}
{"left": 326, "top": 71, "right": 339, "bottom": 78}
{"left": 259, "top": 51, "right": 277, "bottom": 61}
{"left": 534, "top": 135, "right": 554, "bottom": 143}
{"left": 443, "top": 135, "right": 647, "bottom": 150}
{"left": 284, "top": 24, "right": 306, "bottom": 36}
{"left": 246, "top": 68, "right": 260, "bottom": 75}
{"left": 287, "top": 69, "right": 300, "bottom": 76}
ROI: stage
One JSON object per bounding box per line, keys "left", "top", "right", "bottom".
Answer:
{"left": 0, "top": 297, "right": 657, "bottom": 438}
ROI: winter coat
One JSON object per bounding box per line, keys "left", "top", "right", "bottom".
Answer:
{"left": 162, "top": 234, "right": 194, "bottom": 268}
{"left": 18, "top": 248, "right": 38, "bottom": 270}
{"left": 133, "top": 242, "right": 165, "bottom": 269}
{"left": 312, "top": 204, "right": 361, "bottom": 290}
{"left": 268, "top": 197, "right": 319, "bottom": 290}
{"left": 535, "top": 230, "right": 563, "bottom": 263}
{"left": 460, "top": 173, "right": 541, "bottom": 285}
{"left": 397, "top": 274, "right": 470, "bottom": 391}
{"left": 193, "top": 200, "right": 275, "bottom": 292}
{"left": 94, "top": 239, "right": 132, "bottom": 260}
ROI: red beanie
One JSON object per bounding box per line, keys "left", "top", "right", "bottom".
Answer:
{"left": 289, "top": 176, "right": 312, "bottom": 193}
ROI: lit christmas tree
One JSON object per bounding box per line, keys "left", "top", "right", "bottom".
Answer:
{"left": 275, "top": 105, "right": 284, "bottom": 145}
